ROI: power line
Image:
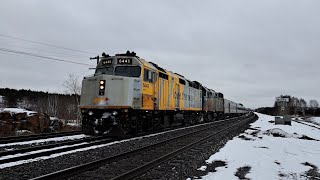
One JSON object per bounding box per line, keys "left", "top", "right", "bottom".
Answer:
{"left": 0, "top": 33, "right": 96, "bottom": 55}
{"left": 0, "top": 47, "right": 93, "bottom": 67}
{"left": 0, "top": 42, "right": 88, "bottom": 58}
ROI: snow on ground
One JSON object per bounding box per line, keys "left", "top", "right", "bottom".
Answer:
{"left": 0, "top": 108, "right": 37, "bottom": 116}
{"left": 310, "top": 117, "right": 320, "bottom": 126}
{"left": 0, "top": 134, "right": 88, "bottom": 148}
{"left": 66, "top": 122, "right": 81, "bottom": 127}
{"left": 198, "top": 113, "right": 320, "bottom": 180}
{"left": 65, "top": 120, "right": 81, "bottom": 127}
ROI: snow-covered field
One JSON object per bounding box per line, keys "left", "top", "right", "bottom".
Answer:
{"left": 198, "top": 113, "right": 320, "bottom": 180}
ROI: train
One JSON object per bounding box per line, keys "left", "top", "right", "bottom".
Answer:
{"left": 80, "top": 51, "right": 250, "bottom": 135}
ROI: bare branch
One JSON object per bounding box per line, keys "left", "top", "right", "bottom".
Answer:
{"left": 62, "top": 73, "right": 81, "bottom": 95}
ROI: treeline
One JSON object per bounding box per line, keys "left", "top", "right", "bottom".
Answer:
{"left": 0, "top": 88, "right": 79, "bottom": 120}
{"left": 256, "top": 106, "right": 320, "bottom": 116}
{"left": 256, "top": 94, "right": 320, "bottom": 116}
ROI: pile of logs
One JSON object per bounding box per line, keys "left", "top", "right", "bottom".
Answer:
{"left": 0, "top": 111, "right": 62, "bottom": 136}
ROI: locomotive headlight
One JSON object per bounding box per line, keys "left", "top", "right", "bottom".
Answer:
{"left": 88, "top": 111, "right": 93, "bottom": 116}
{"left": 98, "top": 80, "right": 106, "bottom": 95}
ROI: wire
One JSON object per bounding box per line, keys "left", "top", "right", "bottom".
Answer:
{"left": 0, "top": 47, "right": 94, "bottom": 67}
{"left": 0, "top": 42, "right": 88, "bottom": 58}
{"left": 0, "top": 33, "right": 96, "bottom": 55}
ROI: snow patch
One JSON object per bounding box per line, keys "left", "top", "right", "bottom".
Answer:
{"left": 261, "top": 128, "right": 301, "bottom": 138}
{"left": 66, "top": 123, "right": 80, "bottom": 127}
{"left": 310, "top": 117, "right": 320, "bottom": 126}
{"left": 198, "top": 166, "right": 207, "bottom": 171}
{"left": 1, "top": 108, "right": 37, "bottom": 116}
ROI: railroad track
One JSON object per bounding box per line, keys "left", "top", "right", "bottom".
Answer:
{"left": 0, "top": 117, "right": 238, "bottom": 166}
{"left": 31, "top": 113, "right": 255, "bottom": 180}
{"left": 0, "top": 135, "right": 117, "bottom": 164}
{"left": 0, "top": 118, "right": 235, "bottom": 167}
{"left": 292, "top": 119, "right": 320, "bottom": 130}
{"left": 0, "top": 131, "right": 83, "bottom": 144}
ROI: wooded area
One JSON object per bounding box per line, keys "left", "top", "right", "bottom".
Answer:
{"left": 255, "top": 95, "right": 320, "bottom": 116}
{"left": 0, "top": 88, "right": 79, "bottom": 120}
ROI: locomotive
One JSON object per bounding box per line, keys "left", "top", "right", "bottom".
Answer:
{"left": 80, "top": 51, "right": 248, "bottom": 135}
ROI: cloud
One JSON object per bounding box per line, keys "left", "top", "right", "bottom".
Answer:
{"left": 0, "top": 0, "right": 320, "bottom": 108}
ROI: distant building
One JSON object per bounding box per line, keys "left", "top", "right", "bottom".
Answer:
{"left": 275, "top": 96, "right": 290, "bottom": 116}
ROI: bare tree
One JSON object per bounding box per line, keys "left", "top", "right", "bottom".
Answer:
{"left": 63, "top": 74, "right": 81, "bottom": 96}
{"left": 290, "top": 97, "right": 300, "bottom": 115}
{"left": 309, "top": 99, "right": 319, "bottom": 108}
{"left": 300, "top": 99, "right": 307, "bottom": 108}
{"left": 309, "top": 99, "right": 319, "bottom": 115}
{"left": 63, "top": 73, "right": 82, "bottom": 124}
{"left": 299, "top": 98, "right": 307, "bottom": 116}
{"left": 47, "top": 94, "right": 59, "bottom": 117}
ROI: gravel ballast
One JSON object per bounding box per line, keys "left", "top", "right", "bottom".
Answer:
{"left": 136, "top": 115, "right": 258, "bottom": 180}
{"left": 0, "top": 118, "right": 241, "bottom": 180}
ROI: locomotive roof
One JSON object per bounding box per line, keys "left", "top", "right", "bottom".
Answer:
{"left": 96, "top": 51, "right": 222, "bottom": 92}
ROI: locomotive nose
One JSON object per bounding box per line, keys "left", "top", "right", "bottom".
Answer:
{"left": 80, "top": 75, "right": 142, "bottom": 109}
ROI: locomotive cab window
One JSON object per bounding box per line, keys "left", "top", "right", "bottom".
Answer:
{"left": 95, "top": 67, "right": 114, "bottom": 75}
{"left": 115, "top": 66, "right": 141, "bottom": 77}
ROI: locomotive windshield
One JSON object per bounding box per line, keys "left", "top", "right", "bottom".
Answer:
{"left": 115, "top": 66, "right": 141, "bottom": 77}
{"left": 95, "top": 67, "right": 114, "bottom": 75}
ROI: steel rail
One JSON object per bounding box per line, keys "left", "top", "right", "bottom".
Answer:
{"left": 292, "top": 120, "right": 320, "bottom": 130}
{"left": 30, "top": 114, "right": 252, "bottom": 180}
{"left": 112, "top": 114, "right": 256, "bottom": 180}
{"left": 0, "top": 137, "right": 118, "bottom": 164}
{"left": 0, "top": 131, "right": 83, "bottom": 144}
{"left": 0, "top": 135, "right": 107, "bottom": 157}
{"left": 1, "top": 117, "right": 239, "bottom": 165}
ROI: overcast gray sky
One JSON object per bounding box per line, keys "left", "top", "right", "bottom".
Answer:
{"left": 0, "top": 0, "right": 319, "bottom": 108}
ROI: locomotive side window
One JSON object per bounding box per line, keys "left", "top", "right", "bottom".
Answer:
{"left": 159, "top": 72, "right": 168, "bottom": 80}
{"left": 144, "top": 69, "right": 156, "bottom": 82}
{"left": 144, "top": 69, "right": 149, "bottom": 81}
{"left": 151, "top": 72, "right": 156, "bottom": 82}
{"left": 95, "top": 67, "right": 114, "bottom": 75}
{"left": 115, "top": 66, "right": 141, "bottom": 77}
{"left": 179, "top": 78, "right": 186, "bottom": 85}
